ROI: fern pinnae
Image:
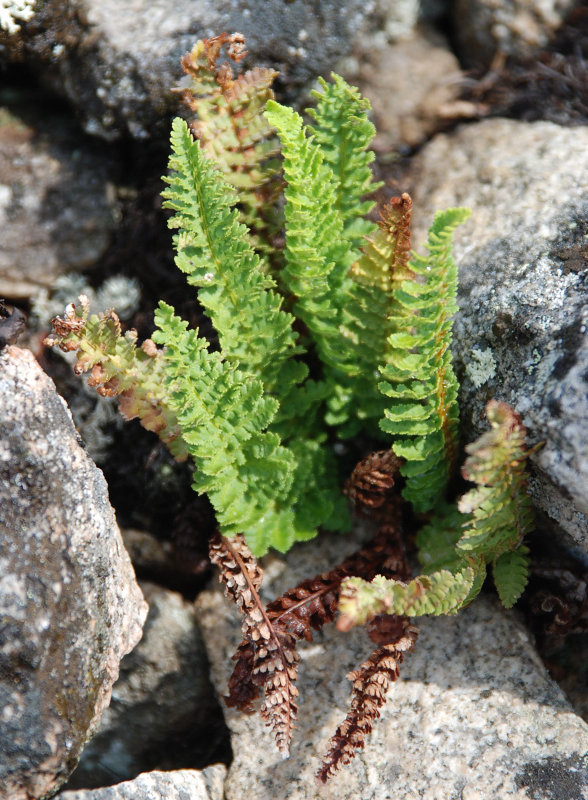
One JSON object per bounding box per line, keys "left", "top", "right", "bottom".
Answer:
{"left": 180, "top": 34, "right": 282, "bottom": 250}
{"left": 379, "top": 207, "right": 471, "bottom": 512}
{"left": 163, "top": 116, "right": 303, "bottom": 395}
{"left": 306, "top": 73, "right": 382, "bottom": 252}
{"left": 152, "top": 302, "right": 297, "bottom": 555}
{"left": 263, "top": 100, "right": 348, "bottom": 368}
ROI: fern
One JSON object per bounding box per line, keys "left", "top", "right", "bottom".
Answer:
{"left": 162, "top": 116, "right": 303, "bottom": 396}
{"left": 379, "top": 207, "right": 471, "bottom": 512}
{"left": 306, "top": 73, "right": 382, "bottom": 253}
{"left": 43, "top": 38, "right": 545, "bottom": 779}
{"left": 337, "top": 400, "right": 536, "bottom": 626}
{"left": 179, "top": 33, "right": 282, "bottom": 251}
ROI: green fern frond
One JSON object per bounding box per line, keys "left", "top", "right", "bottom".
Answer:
{"left": 162, "top": 117, "right": 304, "bottom": 396}
{"left": 44, "top": 297, "right": 187, "bottom": 460}
{"left": 338, "top": 565, "right": 476, "bottom": 625}
{"left": 457, "top": 400, "right": 538, "bottom": 604}
{"left": 180, "top": 34, "right": 282, "bottom": 250}
{"left": 325, "top": 194, "right": 414, "bottom": 435}
{"left": 493, "top": 547, "right": 530, "bottom": 608}
{"left": 264, "top": 99, "right": 349, "bottom": 367}
{"left": 152, "top": 302, "right": 300, "bottom": 555}
{"left": 379, "top": 207, "right": 471, "bottom": 512}
{"left": 306, "top": 73, "right": 382, "bottom": 251}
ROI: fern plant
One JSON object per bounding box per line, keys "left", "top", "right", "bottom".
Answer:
{"left": 45, "top": 34, "right": 541, "bottom": 779}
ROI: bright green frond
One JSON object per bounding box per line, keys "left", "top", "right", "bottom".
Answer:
{"left": 163, "top": 117, "right": 303, "bottom": 393}
{"left": 378, "top": 207, "right": 471, "bottom": 512}
{"left": 306, "top": 73, "right": 382, "bottom": 251}
{"left": 493, "top": 547, "right": 530, "bottom": 608}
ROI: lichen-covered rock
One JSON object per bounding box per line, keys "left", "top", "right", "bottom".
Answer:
{"left": 453, "top": 0, "right": 576, "bottom": 67}
{"left": 56, "top": 766, "right": 227, "bottom": 800}
{"left": 66, "top": 582, "right": 228, "bottom": 790}
{"left": 1, "top": 0, "right": 381, "bottom": 140}
{"left": 0, "top": 100, "right": 117, "bottom": 299}
{"left": 196, "top": 529, "right": 588, "bottom": 799}
{"left": 408, "top": 118, "right": 588, "bottom": 556}
{"left": 0, "top": 346, "right": 148, "bottom": 799}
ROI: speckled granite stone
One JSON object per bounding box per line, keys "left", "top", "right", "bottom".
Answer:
{"left": 0, "top": 346, "right": 148, "bottom": 799}
{"left": 409, "top": 118, "right": 588, "bottom": 557}
{"left": 196, "top": 529, "right": 588, "bottom": 799}
{"left": 56, "top": 766, "right": 227, "bottom": 800}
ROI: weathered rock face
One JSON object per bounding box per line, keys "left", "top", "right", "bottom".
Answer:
{"left": 66, "top": 582, "right": 228, "bottom": 790}
{"left": 56, "top": 766, "right": 227, "bottom": 800}
{"left": 0, "top": 100, "right": 118, "bottom": 299}
{"left": 345, "top": 26, "right": 468, "bottom": 153}
{"left": 408, "top": 118, "right": 588, "bottom": 556}
{"left": 0, "top": 346, "right": 148, "bottom": 799}
{"left": 1, "top": 0, "right": 381, "bottom": 140}
{"left": 196, "top": 529, "right": 588, "bottom": 799}
{"left": 453, "top": 0, "right": 576, "bottom": 67}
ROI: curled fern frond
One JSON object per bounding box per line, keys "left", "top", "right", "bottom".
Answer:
{"left": 179, "top": 33, "right": 282, "bottom": 249}
{"left": 379, "top": 207, "right": 471, "bottom": 512}
{"left": 44, "top": 296, "right": 187, "bottom": 460}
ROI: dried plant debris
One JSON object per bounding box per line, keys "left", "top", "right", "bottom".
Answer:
{"left": 317, "top": 618, "right": 418, "bottom": 784}
{"left": 210, "top": 455, "right": 415, "bottom": 778}
{"left": 464, "top": 4, "right": 588, "bottom": 125}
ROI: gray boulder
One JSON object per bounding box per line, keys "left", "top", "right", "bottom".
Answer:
{"left": 0, "top": 99, "right": 118, "bottom": 299}
{"left": 408, "top": 118, "right": 588, "bottom": 557}
{"left": 196, "top": 529, "right": 588, "bottom": 799}
{"left": 66, "top": 582, "right": 227, "bottom": 789}
{"left": 56, "top": 766, "right": 226, "bottom": 800}
{"left": 2, "top": 0, "right": 382, "bottom": 141}
{"left": 0, "top": 346, "right": 148, "bottom": 799}
{"left": 453, "top": 0, "right": 576, "bottom": 67}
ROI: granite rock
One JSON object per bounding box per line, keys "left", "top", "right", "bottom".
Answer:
{"left": 66, "top": 582, "right": 227, "bottom": 790}
{"left": 56, "top": 766, "right": 227, "bottom": 800}
{"left": 0, "top": 99, "right": 117, "bottom": 299}
{"left": 345, "top": 26, "right": 473, "bottom": 153}
{"left": 408, "top": 118, "right": 588, "bottom": 556}
{"left": 196, "top": 529, "right": 588, "bottom": 799}
{"left": 2, "top": 0, "right": 381, "bottom": 141}
{"left": 0, "top": 346, "right": 148, "bottom": 799}
{"left": 453, "top": 0, "right": 576, "bottom": 67}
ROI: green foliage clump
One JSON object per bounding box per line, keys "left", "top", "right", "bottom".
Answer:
{"left": 339, "top": 401, "right": 537, "bottom": 625}
{"left": 47, "top": 35, "right": 537, "bottom": 611}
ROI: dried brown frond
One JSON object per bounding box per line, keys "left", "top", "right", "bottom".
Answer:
{"left": 344, "top": 449, "right": 403, "bottom": 518}
{"left": 317, "top": 620, "right": 419, "bottom": 783}
{"left": 380, "top": 193, "right": 413, "bottom": 285}
{"left": 209, "top": 532, "right": 299, "bottom": 753}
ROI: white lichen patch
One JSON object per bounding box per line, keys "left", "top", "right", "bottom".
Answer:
{"left": 465, "top": 347, "right": 497, "bottom": 388}
{"left": 0, "top": 0, "right": 36, "bottom": 34}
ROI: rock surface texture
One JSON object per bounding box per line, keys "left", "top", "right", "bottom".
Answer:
{"left": 1, "top": 0, "right": 381, "bottom": 140}
{"left": 66, "top": 582, "right": 226, "bottom": 789}
{"left": 196, "top": 529, "right": 588, "bottom": 800}
{"left": 56, "top": 766, "right": 227, "bottom": 800}
{"left": 0, "top": 346, "right": 148, "bottom": 799}
{"left": 0, "top": 101, "right": 117, "bottom": 298}
{"left": 409, "top": 118, "right": 588, "bottom": 556}
{"left": 453, "top": 0, "right": 577, "bottom": 66}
